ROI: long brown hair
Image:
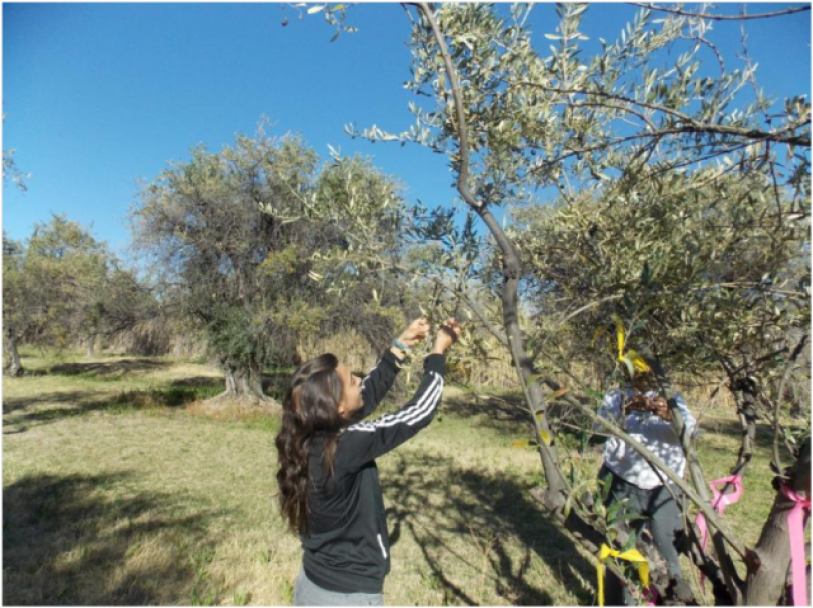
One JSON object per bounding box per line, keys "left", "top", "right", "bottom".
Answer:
{"left": 274, "top": 353, "right": 346, "bottom": 536}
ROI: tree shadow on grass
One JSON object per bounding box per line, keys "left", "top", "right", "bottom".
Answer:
{"left": 170, "top": 376, "right": 223, "bottom": 388}
{"left": 3, "top": 391, "right": 106, "bottom": 415}
{"left": 48, "top": 359, "right": 171, "bottom": 378}
{"left": 382, "top": 452, "right": 595, "bottom": 606}
{"left": 2, "top": 383, "right": 218, "bottom": 433}
{"left": 445, "top": 390, "right": 528, "bottom": 425}
{"left": 3, "top": 374, "right": 279, "bottom": 433}
{"left": 3, "top": 471, "right": 226, "bottom": 605}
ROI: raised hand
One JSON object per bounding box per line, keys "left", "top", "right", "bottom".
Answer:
{"left": 398, "top": 318, "right": 431, "bottom": 347}
{"left": 433, "top": 318, "right": 463, "bottom": 355}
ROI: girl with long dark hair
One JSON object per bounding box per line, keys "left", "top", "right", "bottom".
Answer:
{"left": 275, "top": 317, "right": 461, "bottom": 606}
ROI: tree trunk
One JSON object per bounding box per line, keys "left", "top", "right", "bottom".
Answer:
{"left": 86, "top": 334, "right": 96, "bottom": 358}
{"left": 294, "top": 342, "right": 306, "bottom": 366}
{"left": 480, "top": 208, "right": 569, "bottom": 510}
{"left": 415, "top": 2, "right": 568, "bottom": 510}
{"left": 3, "top": 330, "right": 24, "bottom": 377}
{"left": 210, "top": 364, "right": 279, "bottom": 408}
{"left": 745, "top": 437, "right": 811, "bottom": 605}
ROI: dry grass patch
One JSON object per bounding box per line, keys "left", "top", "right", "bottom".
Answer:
{"left": 3, "top": 412, "right": 294, "bottom": 606}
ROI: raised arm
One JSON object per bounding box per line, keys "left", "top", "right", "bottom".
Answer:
{"left": 672, "top": 392, "right": 696, "bottom": 433}
{"left": 356, "top": 351, "right": 403, "bottom": 420}
{"left": 356, "top": 318, "right": 432, "bottom": 419}
{"left": 340, "top": 319, "right": 461, "bottom": 471}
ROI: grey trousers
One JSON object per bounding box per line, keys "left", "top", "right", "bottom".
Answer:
{"left": 293, "top": 569, "right": 384, "bottom": 606}
{"left": 600, "top": 466, "right": 684, "bottom": 606}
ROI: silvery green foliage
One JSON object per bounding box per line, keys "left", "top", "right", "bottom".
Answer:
{"left": 350, "top": 3, "right": 808, "bottom": 207}
{"left": 290, "top": 3, "right": 358, "bottom": 42}
{"left": 344, "top": 2, "right": 810, "bottom": 368}
{"left": 344, "top": 1, "right": 810, "bottom": 383}
{"left": 134, "top": 123, "right": 408, "bottom": 377}
{"left": 512, "top": 170, "right": 810, "bottom": 384}
{"left": 2, "top": 148, "right": 29, "bottom": 192}
{"left": 3, "top": 217, "right": 125, "bottom": 352}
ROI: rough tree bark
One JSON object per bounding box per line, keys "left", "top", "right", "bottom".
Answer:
{"left": 231, "top": 368, "right": 260, "bottom": 398}
{"left": 3, "top": 329, "right": 24, "bottom": 377}
{"left": 216, "top": 364, "right": 274, "bottom": 405}
{"left": 745, "top": 437, "right": 811, "bottom": 605}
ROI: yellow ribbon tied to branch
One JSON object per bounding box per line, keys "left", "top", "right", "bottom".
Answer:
{"left": 592, "top": 317, "right": 651, "bottom": 375}
{"left": 596, "top": 543, "right": 650, "bottom": 607}
{"left": 615, "top": 317, "right": 652, "bottom": 376}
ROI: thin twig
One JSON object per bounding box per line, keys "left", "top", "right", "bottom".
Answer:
{"left": 381, "top": 258, "right": 510, "bottom": 348}
{"left": 627, "top": 3, "right": 811, "bottom": 21}
{"left": 771, "top": 334, "right": 809, "bottom": 474}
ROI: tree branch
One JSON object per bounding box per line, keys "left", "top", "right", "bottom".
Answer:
{"left": 510, "top": 81, "right": 811, "bottom": 148}
{"left": 528, "top": 357, "right": 747, "bottom": 562}
{"left": 383, "top": 259, "right": 510, "bottom": 348}
{"left": 414, "top": 3, "right": 480, "bottom": 211}
{"left": 771, "top": 334, "right": 809, "bottom": 475}
{"left": 414, "top": 0, "right": 570, "bottom": 515}
{"left": 651, "top": 358, "right": 745, "bottom": 600}
{"left": 627, "top": 3, "right": 811, "bottom": 21}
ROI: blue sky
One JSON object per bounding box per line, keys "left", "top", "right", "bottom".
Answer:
{"left": 3, "top": 2, "right": 810, "bottom": 260}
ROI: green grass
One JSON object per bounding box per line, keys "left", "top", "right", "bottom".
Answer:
{"left": 3, "top": 349, "right": 804, "bottom": 605}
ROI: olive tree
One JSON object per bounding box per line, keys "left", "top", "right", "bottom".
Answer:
{"left": 513, "top": 167, "right": 809, "bottom": 422}
{"left": 310, "top": 2, "right": 810, "bottom": 604}
{"left": 3, "top": 233, "right": 28, "bottom": 376}
{"left": 0, "top": 114, "right": 30, "bottom": 377}
{"left": 2, "top": 216, "right": 139, "bottom": 373}
{"left": 132, "top": 125, "right": 406, "bottom": 404}
{"left": 29, "top": 217, "right": 122, "bottom": 357}
{"left": 513, "top": 168, "right": 810, "bottom": 604}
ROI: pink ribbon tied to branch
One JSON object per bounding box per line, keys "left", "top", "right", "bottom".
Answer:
{"left": 696, "top": 475, "right": 744, "bottom": 551}
{"left": 781, "top": 483, "right": 811, "bottom": 607}
{"left": 695, "top": 475, "right": 744, "bottom": 591}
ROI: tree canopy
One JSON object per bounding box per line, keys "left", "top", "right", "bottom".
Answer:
{"left": 132, "top": 126, "right": 409, "bottom": 402}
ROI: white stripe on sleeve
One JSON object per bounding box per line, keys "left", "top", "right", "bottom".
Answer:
{"left": 347, "top": 372, "right": 442, "bottom": 433}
